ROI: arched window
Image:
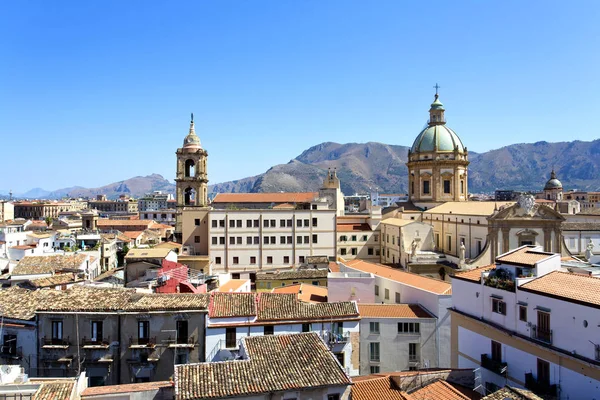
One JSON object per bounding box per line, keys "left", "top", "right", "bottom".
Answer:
{"left": 184, "top": 187, "right": 196, "bottom": 206}
{"left": 185, "top": 159, "right": 196, "bottom": 178}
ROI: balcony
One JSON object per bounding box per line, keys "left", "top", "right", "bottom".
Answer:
{"left": 327, "top": 332, "right": 350, "bottom": 345}
{"left": 42, "top": 337, "right": 70, "bottom": 349}
{"left": 483, "top": 276, "right": 516, "bottom": 292}
{"left": 481, "top": 354, "right": 507, "bottom": 376}
{"left": 0, "top": 346, "right": 22, "bottom": 360}
{"left": 82, "top": 337, "right": 111, "bottom": 349}
{"left": 525, "top": 372, "right": 558, "bottom": 397}
{"left": 129, "top": 337, "right": 156, "bottom": 348}
{"left": 167, "top": 336, "right": 196, "bottom": 348}
{"left": 530, "top": 325, "right": 552, "bottom": 345}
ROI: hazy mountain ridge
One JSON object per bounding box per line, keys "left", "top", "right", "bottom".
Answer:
{"left": 9, "top": 139, "right": 600, "bottom": 199}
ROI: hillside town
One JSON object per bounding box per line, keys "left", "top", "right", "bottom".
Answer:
{"left": 0, "top": 92, "right": 598, "bottom": 400}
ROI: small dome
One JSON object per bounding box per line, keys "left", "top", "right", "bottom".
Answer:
{"left": 430, "top": 96, "right": 445, "bottom": 110}
{"left": 410, "top": 125, "right": 465, "bottom": 153}
{"left": 544, "top": 170, "right": 562, "bottom": 190}
{"left": 182, "top": 116, "right": 202, "bottom": 150}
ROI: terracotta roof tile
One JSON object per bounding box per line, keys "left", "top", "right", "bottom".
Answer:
{"left": 256, "top": 269, "right": 328, "bottom": 280}
{"left": 358, "top": 304, "right": 434, "bottom": 319}
{"left": 124, "top": 293, "right": 209, "bottom": 311}
{"left": 329, "top": 261, "right": 340, "bottom": 272}
{"left": 212, "top": 192, "right": 317, "bottom": 204}
{"left": 344, "top": 259, "right": 452, "bottom": 295}
{"left": 209, "top": 292, "right": 256, "bottom": 318}
{"left": 408, "top": 379, "right": 471, "bottom": 400}
{"left": 351, "top": 376, "right": 408, "bottom": 400}
{"left": 482, "top": 386, "right": 542, "bottom": 399}
{"left": 97, "top": 219, "right": 153, "bottom": 227}
{"left": 34, "top": 380, "right": 75, "bottom": 400}
{"left": 37, "top": 286, "right": 136, "bottom": 312}
{"left": 0, "top": 287, "right": 58, "bottom": 320}
{"left": 174, "top": 333, "right": 350, "bottom": 399}
{"left": 28, "top": 273, "right": 80, "bottom": 288}
{"left": 337, "top": 223, "right": 372, "bottom": 232}
{"left": 81, "top": 381, "right": 173, "bottom": 397}
{"left": 496, "top": 246, "right": 555, "bottom": 266}
{"left": 453, "top": 265, "right": 496, "bottom": 283}
{"left": 520, "top": 271, "right": 600, "bottom": 308}
{"left": 12, "top": 254, "right": 87, "bottom": 276}
{"left": 218, "top": 279, "right": 250, "bottom": 292}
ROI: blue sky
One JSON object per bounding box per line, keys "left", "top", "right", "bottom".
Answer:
{"left": 1, "top": 1, "right": 599, "bottom": 193}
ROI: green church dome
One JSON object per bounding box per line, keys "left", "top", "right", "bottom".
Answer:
{"left": 410, "top": 125, "right": 465, "bottom": 153}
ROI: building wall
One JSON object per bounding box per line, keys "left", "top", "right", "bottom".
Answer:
{"left": 422, "top": 214, "right": 489, "bottom": 259}
{"left": 208, "top": 209, "right": 336, "bottom": 273}
{"left": 255, "top": 277, "right": 327, "bottom": 291}
{"left": 181, "top": 208, "right": 209, "bottom": 256}
{"left": 359, "top": 317, "right": 437, "bottom": 375}
{"left": 337, "top": 230, "right": 380, "bottom": 262}
{"left": 327, "top": 274, "right": 375, "bottom": 303}
{"left": 119, "top": 311, "right": 206, "bottom": 384}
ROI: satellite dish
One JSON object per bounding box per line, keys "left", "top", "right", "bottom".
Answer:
{"left": 1, "top": 365, "right": 11, "bottom": 374}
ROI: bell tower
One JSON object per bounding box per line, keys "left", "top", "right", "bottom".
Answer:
{"left": 175, "top": 114, "right": 209, "bottom": 241}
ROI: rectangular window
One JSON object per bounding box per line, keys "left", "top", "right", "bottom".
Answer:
{"left": 369, "top": 342, "right": 380, "bottom": 361}
{"left": 287, "top": 236, "right": 292, "bottom": 244}
{"left": 384, "top": 288, "right": 389, "bottom": 300}
{"left": 299, "top": 256, "right": 305, "bottom": 263}
{"left": 491, "top": 340, "right": 502, "bottom": 362}
{"left": 335, "top": 352, "right": 344, "bottom": 367}
{"left": 280, "top": 236, "right": 286, "bottom": 244}
{"left": 225, "top": 327, "right": 236, "bottom": 348}
{"left": 176, "top": 320, "right": 188, "bottom": 344}
{"left": 254, "top": 236, "right": 260, "bottom": 245}
{"left": 254, "top": 219, "right": 259, "bottom": 228}
{"left": 264, "top": 219, "right": 269, "bottom": 228}
{"left": 270, "top": 219, "right": 276, "bottom": 227}
{"left": 395, "top": 292, "right": 401, "bottom": 304}
{"left": 369, "top": 322, "right": 380, "bottom": 334}
{"left": 283, "top": 256, "right": 290, "bottom": 264}
{"left": 264, "top": 236, "right": 270, "bottom": 245}
{"left": 194, "top": 235, "right": 200, "bottom": 243}
{"left": 340, "top": 248, "right": 347, "bottom": 255}
{"left": 250, "top": 256, "right": 256, "bottom": 264}
{"left": 312, "top": 217, "right": 318, "bottom": 227}
{"left": 219, "top": 237, "right": 225, "bottom": 245}
{"left": 362, "top": 235, "right": 368, "bottom": 241}
{"left": 312, "top": 234, "right": 318, "bottom": 244}
{"left": 91, "top": 320, "right": 103, "bottom": 342}
{"left": 194, "top": 218, "right": 200, "bottom": 226}
{"left": 370, "top": 365, "right": 380, "bottom": 374}
{"left": 351, "top": 248, "right": 357, "bottom": 255}
{"left": 398, "top": 322, "right": 420, "bottom": 334}
{"left": 423, "top": 180, "right": 430, "bottom": 194}
{"left": 247, "top": 236, "right": 252, "bottom": 245}
{"left": 447, "top": 235, "right": 452, "bottom": 252}
{"left": 211, "top": 220, "right": 217, "bottom": 228}
{"left": 52, "top": 321, "right": 63, "bottom": 340}
{"left": 460, "top": 180, "right": 465, "bottom": 194}
{"left": 215, "top": 257, "right": 222, "bottom": 264}
{"left": 304, "top": 219, "right": 309, "bottom": 227}
{"left": 537, "top": 358, "right": 550, "bottom": 386}
{"left": 443, "top": 180, "right": 451, "bottom": 194}
{"left": 138, "top": 321, "right": 149, "bottom": 343}
{"left": 280, "top": 219, "right": 286, "bottom": 227}
{"left": 374, "top": 285, "right": 379, "bottom": 296}
{"left": 247, "top": 219, "right": 252, "bottom": 228}
{"left": 264, "top": 325, "right": 274, "bottom": 335}
{"left": 233, "top": 257, "right": 239, "bottom": 264}
{"left": 287, "top": 219, "right": 292, "bottom": 227}
{"left": 297, "top": 236, "right": 302, "bottom": 244}
{"left": 374, "top": 234, "right": 379, "bottom": 242}
{"left": 302, "top": 323, "right": 311, "bottom": 332}
{"left": 229, "top": 237, "right": 235, "bottom": 245}
{"left": 267, "top": 256, "right": 273, "bottom": 264}
{"left": 271, "top": 236, "right": 276, "bottom": 244}
{"left": 297, "top": 219, "right": 302, "bottom": 227}
{"left": 304, "top": 236, "right": 309, "bottom": 244}
{"left": 537, "top": 311, "right": 551, "bottom": 342}
{"left": 229, "top": 220, "right": 235, "bottom": 228}
{"left": 409, "top": 343, "right": 419, "bottom": 361}
{"left": 368, "top": 247, "right": 373, "bottom": 255}
{"left": 212, "top": 237, "right": 217, "bottom": 245}
{"left": 236, "top": 220, "right": 242, "bottom": 228}
{"left": 219, "top": 220, "right": 225, "bottom": 228}
{"left": 519, "top": 305, "right": 527, "bottom": 322}
{"left": 492, "top": 298, "right": 506, "bottom": 315}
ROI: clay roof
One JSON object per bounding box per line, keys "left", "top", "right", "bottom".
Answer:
{"left": 425, "top": 201, "right": 513, "bottom": 216}
{"left": 218, "top": 279, "right": 249, "bottom": 292}
{"left": 453, "top": 265, "right": 496, "bottom": 283}
{"left": 407, "top": 379, "right": 471, "bottom": 400}
{"left": 381, "top": 218, "right": 415, "bottom": 227}
{"left": 208, "top": 292, "right": 358, "bottom": 322}
{"left": 149, "top": 222, "right": 173, "bottom": 230}
{"left": 34, "top": 380, "right": 76, "bottom": 400}
{"left": 209, "top": 292, "right": 256, "bottom": 318}
{"left": 154, "top": 241, "right": 183, "bottom": 250}
{"left": 82, "top": 381, "right": 173, "bottom": 397}
{"left": 329, "top": 261, "right": 341, "bottom": 272}
{"left": 212, "top": 192, "right": 317, "bottom": 204}
{"left": 357, "top": 304, "right": 434, "bottom": 319}
{"left": 256, "top": 269, "right": 328, "bottom": 280}
{"left": 272, "top": 203, "right": 296, "bottom": 209}
{"left": 496, "top": 246, "right": 555, "bottom": 266}
{"left": 337, "top": 223, "right": 372, "bottom": 232}
{"left": 37, "top": 286, "right": 136, "bottom": 312}
{"left": 482, "top": 386, "right": 542, "bottom": 399}
{"left": 344, "top": 259, "right": 452, "bottom": 295}
{"left": 28, "top": 273, "right": 80, "bottom": 288}
{"left": 125, "top": 248, "right": 174, "bottom": 259}
{"left": 520, "top": 271, "right": 600, "bottom": 308}
{"left": 351, "top": 376, "right": 408, "bottom": 400}
{"left": 97, "top": 219, "right": 153, "bottom": 226}
{"left": 272, "top": 283, "right": 328, "bottom": 303}
{"left": 0, "top": 287, "right": 57, "bottom": 320}
{"left": 124, "top": 293, "right": 209, "bottom": 311}
{"left": 12, "top": 254, "right": 87, "bottom": 276}
{"left": 123, "top": 230, "right": 144, "bottom": 239}
{"left": 174, "top": 333, "right": 350, "bottom": 399}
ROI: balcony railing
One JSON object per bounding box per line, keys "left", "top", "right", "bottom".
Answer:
{"left": 408, "top": 355, "right": 419, "bottom": 363}
{"left": 42, "top": 337, "right": 70, "bottom": 347}
{"left": 530, "top": 325, "right": 552, "bottom": 345}
{"left": 327, "top": 332, "right": 350, "bottom": 344}
{"left": 167, "top": 336, "right": 196, "bottom": 347}
{"left": 525, "top": 372, "right": 558, "bottom": 397}
{"left": 481, "top": 354, "right": 508, "bottom": 376}
{"left": 82, "top": 337, "right": 111, "bottom": 348}
{"left": 129, "top": 337, "right": 156, "bottom": 348}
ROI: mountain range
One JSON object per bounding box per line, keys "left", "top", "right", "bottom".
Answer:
{"left": 6, "top": 139, "right": 600, "bottom": 199}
